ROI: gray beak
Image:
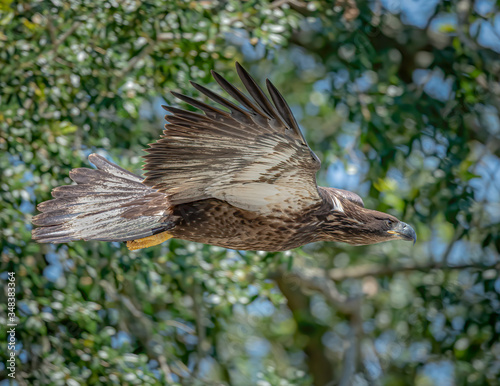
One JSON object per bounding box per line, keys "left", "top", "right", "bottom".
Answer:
{"left": 388, "top": 221, "right": 417, "bottom": 245}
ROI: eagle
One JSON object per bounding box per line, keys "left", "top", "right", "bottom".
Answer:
{"left": 32, "top": 63, "right": 416, "bottom": 251}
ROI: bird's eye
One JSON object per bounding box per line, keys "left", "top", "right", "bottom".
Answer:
{"left": 385, "top": 220, "right": 393, "bottom": 227}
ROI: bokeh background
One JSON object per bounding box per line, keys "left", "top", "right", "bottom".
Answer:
{"left": 1, "top": 0, "right": 500, "bottom": 385}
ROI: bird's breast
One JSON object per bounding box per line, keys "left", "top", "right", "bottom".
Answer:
{"left": 169, "top": 199, "right": 321, "bottom": 251}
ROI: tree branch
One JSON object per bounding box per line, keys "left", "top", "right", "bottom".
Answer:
{"left": 456, "top": 0, "right": 479, "bottom": 51}
{"left": 270, "top": 0, "right": 307, "bottom": 9}
{"left": 112, "top": 42, "right": 156, "bottom": 88}
{"left": 338, "top": 319, "right": 358, "bottom": 386}
{"left": 191, "top": 284, "right": 206, "bottom": 378}
{"left": 50, "top": 21, "right": 82, "bottom": 54}
{"left": 441, "top": 226, "right": 465, "bottom": 265}
{"left": 46, "top": 14, "right": 56, "bottom": 44}
{"left": 272, "top": 270, "right": 334, "bottom": 386}
{"left": 329, "top": 261, "right": 499, "bottom": 281}
{"left": 99, "top": 280, "right": 175, "bottom": 383}
{"left": 272, "top": 267, "right": 368, "bottom": 386}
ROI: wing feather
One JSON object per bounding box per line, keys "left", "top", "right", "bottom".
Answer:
{"left": 266, "top": 79, "right": 307, "bottom": 145}
{"left": 170, "top": 91, "right": 231, "bottom": 121}
{"left": 190, "top": 80, "right": 253, "bottom": 123}
{"left": 211, "top": 70, "right": 269, "bottom": 119}
{"left": 162, "top": 105, "right": 210, "bottom": 123}
{"left": 143, "top": 63, "right": 322, "bottom": 214}
{"left": 235, "top": 62, "right": 283, "bottom": 124}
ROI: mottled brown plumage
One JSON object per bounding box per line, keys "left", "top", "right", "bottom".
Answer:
{"left": 32, "top": 63, "right": 416, "bottom": 251}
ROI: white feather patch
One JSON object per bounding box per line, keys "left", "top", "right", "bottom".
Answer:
{"left": 331, "top": 195, "right": 344, "bottom": 213}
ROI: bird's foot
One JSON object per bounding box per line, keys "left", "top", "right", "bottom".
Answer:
{"left": 126, "top": 231, "right": 173, "bottom": 251}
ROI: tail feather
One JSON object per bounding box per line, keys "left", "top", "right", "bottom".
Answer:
{"left": 32, "top": 154, "right": 174, "bottom": 244}
{"left": 37, "top": 195, "right": 133, "bottom": 215}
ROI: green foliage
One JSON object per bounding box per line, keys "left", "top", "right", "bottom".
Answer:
{"left": 1, "top": 1, "right": 499, "bottom": 385}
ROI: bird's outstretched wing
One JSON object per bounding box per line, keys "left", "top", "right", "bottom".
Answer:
{"left": 143, "top": 63, "right": 322, "bottom": 215}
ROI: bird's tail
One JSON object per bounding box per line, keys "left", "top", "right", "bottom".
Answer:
{"left": 32, "top": 154, "right": 175, "bottom": 248}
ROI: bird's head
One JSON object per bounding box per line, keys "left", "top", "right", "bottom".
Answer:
{"left": 318, "top": 188, "right": 417, "bottom": 246}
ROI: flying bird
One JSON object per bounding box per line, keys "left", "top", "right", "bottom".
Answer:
{"left": 32, "top": 63, "right": 416, "bottom": 251}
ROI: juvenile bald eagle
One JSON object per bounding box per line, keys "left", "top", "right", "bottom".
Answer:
{"left": 32, "top": 63, "right": 416, "bottom": 251}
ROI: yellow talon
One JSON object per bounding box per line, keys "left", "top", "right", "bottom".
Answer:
{"left": 126, "top": 231, "right": 173, "bottom": 251}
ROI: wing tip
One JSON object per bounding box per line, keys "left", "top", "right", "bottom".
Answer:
{"left": 170, "top": 90, "right": 182, "bottom": 99}
{"left": 235, "top": 61, "right": 248, "bottom": 80}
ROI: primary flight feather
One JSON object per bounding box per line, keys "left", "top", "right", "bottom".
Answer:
{"left": 32, "top": 63, "right": 416, "bottom": 251}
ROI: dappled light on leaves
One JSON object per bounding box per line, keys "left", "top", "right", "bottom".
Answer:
{"left": 1, "top": 0, "right": 499, "bottom": 385}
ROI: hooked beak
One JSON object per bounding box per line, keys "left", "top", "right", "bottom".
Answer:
{"left": 387, "top": 221, "right": 417, "bottom": 245}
